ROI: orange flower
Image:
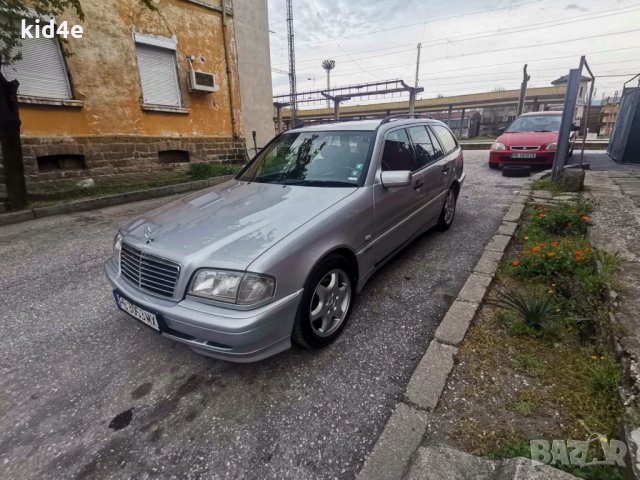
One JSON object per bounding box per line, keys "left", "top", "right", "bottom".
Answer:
{"left": 575, "top": 250, "right": 583, "bottom": 256}
{"left": 584, "top": 247, "right": 591, "bottom": 252}
{"left": 575, "top": 256, "right": 585, "bottom": 262}
{"left": 547, "top": 252, "right": 555, "bottom": 257}
{"left": 512, "top": 260, "right": 520, "bottom": 266}
{"left": 525, "top": 250, "right": 531, "bottom": 256}
{"left": 581, "top": 215, "right": 590, "bottom": 222}
{"left": 550, "top": 241, "right": 558, "bottom": 248}
{"left": 532, "top": 246, "right": 541, "bottom": 253}
{"left": 538, "top": 213, "right": 545, "bottom": 218}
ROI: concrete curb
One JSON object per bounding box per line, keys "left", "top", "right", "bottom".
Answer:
{"left": 357, "top": 169, "right": 550, "bottom": 480}
{"left": 0, "top": 175, "right": 233, "bottom": 227}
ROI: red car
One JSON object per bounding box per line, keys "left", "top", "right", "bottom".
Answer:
{"left": 489, "top": 111, "right": 577, "bottom": 170}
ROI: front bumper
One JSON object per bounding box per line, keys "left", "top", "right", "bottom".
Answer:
{"left": 104, "top": 259, "right": 302, "bottom": 362}
{"left": 489, "top": 150, "right": 555, "bottom": 168}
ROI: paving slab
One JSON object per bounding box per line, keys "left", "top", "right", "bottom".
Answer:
{"left": 503, "top": 203, "right": 525, "bottom": 222}
{"left": 405, "top": 445, "right": 579, "bottom": 480}
{"left": 485, "top": 234, "right": 512, "bottom": 254}
{"left": 457, "top": 272, "right": 493, "bottom": 304}
{"left": 355, "top": 403, "right": 428, "bottom": 480}
{"left": 405, "top": 341, "right": 457, "bottom": 411}
{"left": 434, "top": 301, "right": 480, "bottom": 346}
{"left": 497, "top": 222, "right": 517, "bottom": 236}
{"left": 473, "top": 249, "right": 504, "bottom": 276}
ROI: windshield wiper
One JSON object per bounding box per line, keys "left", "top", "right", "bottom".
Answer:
{"left": 280, "top": 179, "right": 357, "bottom": 187}
{"left": 533, "top": 129, "right": 554, "bottom": 132}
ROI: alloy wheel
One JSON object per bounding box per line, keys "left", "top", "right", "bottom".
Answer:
{"left": 444, "top": 190, "right": 456, "bottom": 225}
{"left": 309, "top": 269, "right": 352, "bottom": 337}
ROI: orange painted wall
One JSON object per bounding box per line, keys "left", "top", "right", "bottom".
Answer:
{"left": 20, "top": 0, "right": 242, "bottom": 138}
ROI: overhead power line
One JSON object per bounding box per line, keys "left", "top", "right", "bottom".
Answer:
{"left": 319, "top": 28, "right": 640, "bottom": 79}
{"left": 307, "top": 0, "right": 379, "bottom": 80}
{"left": 272, "top": 0, "right": 544, "bottom": 51}
{"left": 277, "top": 3, "right": 640, "bottom": 69}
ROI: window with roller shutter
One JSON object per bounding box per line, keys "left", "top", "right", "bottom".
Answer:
{"left": 1, "top": 37, "right": 72, "bottom": 100}
{"left": 134, "top": 35, "right": 182, "bottom": 108}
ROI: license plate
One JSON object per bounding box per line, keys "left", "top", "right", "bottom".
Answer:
{"left": 511, "top": 153, "right": 537, "bottom": 159}
{"left": 114, "top": 292, "right": 160, "bottom": 332}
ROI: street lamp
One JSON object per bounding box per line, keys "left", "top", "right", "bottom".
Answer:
{"left": 322, "top": 59, "right": 335, "bottom": 108}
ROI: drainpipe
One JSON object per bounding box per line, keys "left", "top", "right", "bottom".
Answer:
{"left": 221, "top": 0, "right": 240, "bottom": 138}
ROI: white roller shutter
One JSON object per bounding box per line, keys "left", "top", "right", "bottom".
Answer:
{"left": 135, "top": 43, "right": 181, "bottom": 107}
{"left": 1, "top": 37, "right": 72, "bottom": 100}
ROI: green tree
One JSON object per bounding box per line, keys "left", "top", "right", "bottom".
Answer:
{"left": 0, "top": 0, "right": 155, "bottom": 211}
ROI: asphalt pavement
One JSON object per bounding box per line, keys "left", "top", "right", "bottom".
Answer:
{"left": 0, "top": 151, "right": 528, "bottom": 480}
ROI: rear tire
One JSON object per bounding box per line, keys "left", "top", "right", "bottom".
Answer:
{"left": 292, "top": 255, "right": 354, "bottom": 349}
{"left": 437, "top": 187, "right": 458, "bottom": 231}
{"left": 502, "top": 165, "right": 531, "bottom": 177}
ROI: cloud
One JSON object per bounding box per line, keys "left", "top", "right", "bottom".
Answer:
{"left": 565, "top": 3, "right": 589, "bottom": 11}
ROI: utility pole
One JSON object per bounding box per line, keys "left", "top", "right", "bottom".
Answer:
{"left": 322, "top": 59, "right": 335, "bottom": 109}
{"left": 414, "top": 42, "right": 421, "bottom": 88}
{"left": 286, "top": 0, "right": 297, "bottom": 128}
{"left": 408, "top": 43, "right": 421, "bottom": 114}
{"left": 516, "top": 64, "right": 530, "bottom": 116}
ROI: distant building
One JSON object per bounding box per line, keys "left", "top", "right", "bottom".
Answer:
{"left": 599, "top": 97, "right": 621, "bottom": 137}
{"left": 551, "top": 74, "right": 591, "bottom": 124}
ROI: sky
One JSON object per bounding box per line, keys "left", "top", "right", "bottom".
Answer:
{"left": 267, "top": 0, "right": 640, "bottom": 108}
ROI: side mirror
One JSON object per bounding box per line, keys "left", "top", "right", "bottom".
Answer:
{"left": 498, "top": 126, "right": 506, "bottom": 133}
{"left": 571, "top": 124, "right": 581, "bottom": 132}
{"left": 380, "top": 170, "right": 412, "bottom": 189}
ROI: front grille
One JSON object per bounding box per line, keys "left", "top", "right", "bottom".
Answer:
{"left": 511, "top": 146, "right": 539, "bottom": 151}
{"left": 120, "top": 243, "right": 180, "bottom": 298}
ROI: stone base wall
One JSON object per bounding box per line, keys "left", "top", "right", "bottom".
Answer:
{"left": 0, "top": 135, "right": 247, "bottom": 193}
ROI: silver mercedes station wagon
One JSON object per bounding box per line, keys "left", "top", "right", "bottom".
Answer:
{"left": 105, "top": 116, "right": 465, "bottom": 362}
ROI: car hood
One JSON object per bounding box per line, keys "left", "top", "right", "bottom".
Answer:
{"left": 498, "top": 131, "right": 558, "bottom": 147}
{"left": 121, "top": 179, "right": 358, "bottom": 271}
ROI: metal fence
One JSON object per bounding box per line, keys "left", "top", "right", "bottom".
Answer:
{"left": 608, "top": 87, "right": 640, "bottom": 164}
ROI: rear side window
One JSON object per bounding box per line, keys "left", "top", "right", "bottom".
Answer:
{"left": 407, "top": 125, "right": 443, "bottom": 168}
{"left": 381, "top": 129, "right": 418, "bottom": 171}
{"left": 430, "top": 125, "right": 458, "bottom": 155}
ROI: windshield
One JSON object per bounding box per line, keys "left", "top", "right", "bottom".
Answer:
{"left": 506, "top": 114, "right": 562, "bottom": 133}
{"left": 237, "top": 130, "right": 374, "bottom": 187}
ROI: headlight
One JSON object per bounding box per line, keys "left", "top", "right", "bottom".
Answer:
{"left": 190, "top": 270, "right": 275, "bottom": 305}
{"left": 113, "top": 232, "right": 123, "bottom": 275}
{"left": 545, "top": 142, "right": 557, "bottom": 151}
{"left": 491, "top": 142, "right": 506, "bottom": 151}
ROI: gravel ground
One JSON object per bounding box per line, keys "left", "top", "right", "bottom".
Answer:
{"left": 0, "top": 151, "right": 527, "bottom": 480}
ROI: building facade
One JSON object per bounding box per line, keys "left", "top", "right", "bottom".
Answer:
{"left": 0, "top": 0, "right": 271, "bottom": 192}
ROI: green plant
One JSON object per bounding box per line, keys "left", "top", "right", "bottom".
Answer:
{"left": 510, "top": 353, "right": 545, "bottom": 377}
{"left": 576, "top": 250, "right": 621, "bottom": 298}
{"left": 530, "top": 177, "right": 565, "bottom": 195}
{"left": 187, "top": 162, "right": 240, "bottom": 179}
{"left": 486, "top": 439, "right": 531, "bottom": 459}
{"left": 490, "top": 287, "right": 562, "bottom": 331}
{"left": 524, "top": 201, "right": 593, "bottom": 237}
{"left": 508, "top": 238, "right": 595, "bottom": 280}
{"left": 586, "top": 356, "right": 621, "bottom": 398}
{"left": 508, "top": 396, "right": 538, "bottom": 416}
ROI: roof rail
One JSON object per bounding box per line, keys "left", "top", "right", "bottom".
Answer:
{"left": 379, "top": 113, "right": 433, "bottom": 125}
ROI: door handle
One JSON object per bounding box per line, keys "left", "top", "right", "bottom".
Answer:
{"left": 442, "top": 165, "right": 450, "bottom": 173}
{"left": 413, "top": 179, "right": 424, "bottom": 190}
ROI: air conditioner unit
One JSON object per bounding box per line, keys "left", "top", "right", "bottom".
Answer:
{"left": 188, "top": 69, "right": 218, "bottom": 93}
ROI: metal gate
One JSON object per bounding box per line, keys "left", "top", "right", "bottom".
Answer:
{"left": 608, "top": 87, "right": 640, "bottom": 164}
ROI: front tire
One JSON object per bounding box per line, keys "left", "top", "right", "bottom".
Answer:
{"left": 437, "top": 187, "right": 458, "bottom": 231}
{"left": 292, "top": 255, "right": 354, "bottom": 349}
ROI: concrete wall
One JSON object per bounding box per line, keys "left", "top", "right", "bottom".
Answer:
{"left": 233, "top": 0, "right": 275, "bottom": 157}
